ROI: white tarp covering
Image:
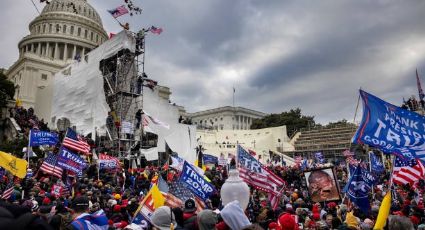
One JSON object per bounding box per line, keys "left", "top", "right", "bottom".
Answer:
{"left": 51, "top": 30, "right": 136, "bottom": 135}
{"left": 143, "top": 88, "right": 197, "bottom": 163}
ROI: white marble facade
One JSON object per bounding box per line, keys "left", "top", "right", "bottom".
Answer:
{"left": 6, "top": 0, "right": 108, "bottom": 121}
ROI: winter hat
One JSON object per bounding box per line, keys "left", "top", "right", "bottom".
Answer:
{"left": 151, "top": 206, "right": 177, "bottom": 230}
{"left": 198, "top": 210, "right": 218, "bottom": 230}
{"left": 184, "top": 198, "right": 197, "bottom": 213}
{"left": 269, "top": 222, "right": 281, "bottom": 230}
{"left": 221, "top": 200, "right": 251, "bottom": 230}
{"left": 278, "top": 213, "right": 297, "bottom": 230}
{"left": 114, "top": 194, "right": 122, "bottom": 200}
{"left": 113, "top": 205, "right": 121, "bottom": 213}
{"left": 42, "top": 197, "right": 51, "bottom": 205}
{"left": 31, "top": 200, "right": 39, "bottom": 212}
{"left": 327, "top": 202, "right": 337, "bottom": 209}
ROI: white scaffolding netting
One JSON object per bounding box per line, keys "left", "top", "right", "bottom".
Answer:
{"left": 51, "top": 31, "right": 136, "bottom": 135}
{"left": 143, "top": 88, "right": 197, "bottom": 163}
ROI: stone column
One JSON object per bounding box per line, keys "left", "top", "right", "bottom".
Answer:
{"left": 64, "top": 44, "right": 68, "bottom": 60}
{"left": 82, "top": 47, "right": 85, "bottom": 57}
{"left": 54, "top": 43, "right": 59, "bottom": 59}
{"left": 31, "top": 43, "right": 34, "bottom": 53}
{"left": 72, "top": 45, "right": 77, "bottom": 59}
{"left": 37, "top": 42, "right": 41, "bottom": 55}
{"left": 46, "top": 42, "right": 50, "bottom": 57}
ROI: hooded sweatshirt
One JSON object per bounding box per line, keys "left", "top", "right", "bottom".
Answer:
{"left": 198, "top": 210, "right": 218, "bottom": 230}
{"left": 221, "top": 201, "right": 251, "bottom": 230}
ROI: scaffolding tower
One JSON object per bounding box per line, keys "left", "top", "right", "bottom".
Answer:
{"left": 99, "top": 31, "right": 147, "bottom": 158}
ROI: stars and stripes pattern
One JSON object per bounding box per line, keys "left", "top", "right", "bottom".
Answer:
{"left": 392, "top": 155, "right": 425, "bottom": 185}
{"left": 107, "top": 5, "right": 129, "bottom": 18}
{"left": 40, "top": 153, "right": 63, "bottom": 178}
{"left": 343, "top": 150, "right": 359, "bottom": 166}
{"left": 63, "top": 128, "right": 90, "bottom": 153}
{"left": 237, "top": 145, "right": 285, "bottom": 210}
{"left": 1, "top": 181, "right": 14, "bottom": 200}
{"left": 158, "top": 176, "right": 205, "bottom": 212}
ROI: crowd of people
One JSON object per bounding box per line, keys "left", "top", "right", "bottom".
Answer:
{"left": 0, "top": 107, "right": 424, "bottom": 229}
{"left": 9, "top": 106, "right": 50, "bottom": 133}
{"left": 0, "top": 152, "right": 424, "bottom": 230}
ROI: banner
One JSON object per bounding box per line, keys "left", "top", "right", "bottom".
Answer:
{"left": 353, "top": 90, "right": 425, "bottom": 162}
{"left": 179, "top": 161, "right": 215, "bottom": 201}
{"left": 0, "top": 151, "right": 28, "bottom": 178}
{"left": 218, "top": 157, "right": 227, "bottom": 166}
{"left": 57, "top": 147, "right": 87, "bottom": 174}
{"left": 203, "top": 154, "right": 218, "bottom": 164}
{"left": 99, "top": 154, "right": 119, "bottom": 169}
{"left": 29, "top": 130, "right": 59, "bottom": 146}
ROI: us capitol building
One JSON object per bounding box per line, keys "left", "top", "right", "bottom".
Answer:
{"left": 6, "top": 0, "right": 108, "bottom": 120}
{"left": 4, "top": 0, "right": 295, "bottom": 161}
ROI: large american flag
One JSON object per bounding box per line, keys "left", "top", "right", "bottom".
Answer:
{"left": 40, "top": 153, "right": 63, "bottom": 178}
{"left": 393, "top": 155, "right": 425, "bottom": 185}
{"left": 237, "top": 145, "right": 285, "bottom": 210}
{"left": 63, "top": 128, "right": 90, "bottom": 153}
{"left": 1, "top": 181, "right": 14, "bottom": 200}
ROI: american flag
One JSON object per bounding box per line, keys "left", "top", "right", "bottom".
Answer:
{"left": 392, "top": 156, "right": 425, "bottom": 185}
{"left": 295, "top": 156, "right": 302, "bottom": 165}
{"left": 168, "top": 179, "right": 205, "bottom": 212}
{"left": 107, "top": 5, "right": 129, "bottom": 18}
{"left": 63, "top": 128, "right": 90, "bottom": 153}
{"left": 40, "top": 153, "right": 63, "bottom": 178}
{"left": 1, "top": 181, "right": 14, "bottom": 200}
{"left": 149, "top": 26, "right": 163, "bottom": 35}
{"left": 237, "top": 145, "right": 285, "bottom": 210}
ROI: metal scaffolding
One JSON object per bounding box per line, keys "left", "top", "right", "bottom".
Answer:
{"left": 99, "top": 31, "right": 147, "bottom": 158}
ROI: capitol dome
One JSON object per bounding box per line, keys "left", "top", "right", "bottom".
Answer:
{"left": 6, "top": 0, "right": 109, "bottom": 120}
{"left": 17, "top": 0, "right": 108, "bottom": 66}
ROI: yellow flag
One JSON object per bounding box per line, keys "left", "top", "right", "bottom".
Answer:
{"left": 133, "top": 184, "right": 165, "bottom": 218}
{"left": 150, "top": 184, "right": 165, "bottom": 209}
{"left": 15, "top": 98, "right": 22, "bottom": 107}
{"left": 194, "top": 160, "right": 207, "bottom": 171}
{"left": 374, "top": 192, "right": 391, "bottom": 230}
{"left": 0, "top": 151, "right": 28, "bottom": 178}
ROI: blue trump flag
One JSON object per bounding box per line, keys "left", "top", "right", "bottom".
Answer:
{"left": 315, "top": 152, "right": 325, "bottom": 164}
{"left": 353, "top": 90, "right": 425, "bottom": 162}
{"left": 203, "top": 154, "right": 218, "bottom": 164}
{"left": 29, "top": 129, "right": 59, "bottom": 146}
{"left": 179, "top": 161, "right": 216, "bottom": 201}
{"left": 57, "top": 147, "right": 87, "bottom": 174}
{"left": 345, "top": 166, "right": 374, "bottom": 213}
{"left": 369, "top": 151, "right": 385, "bottom": 173}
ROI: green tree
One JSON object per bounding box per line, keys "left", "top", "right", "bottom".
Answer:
{"left": 0, "top": 71, "right": 15, "bottom": 108}
{"left": 250, "top": 108, "right": 315, "bottom": 137}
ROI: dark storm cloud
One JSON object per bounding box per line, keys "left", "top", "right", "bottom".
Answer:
{"left": 2, "top": 0, "right": 425, "bottom": 124}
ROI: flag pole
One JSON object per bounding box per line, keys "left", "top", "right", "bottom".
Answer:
{"left": 232, "top": 86, "right": 235, "bottom": 108}
{"left": 368, "top": 150, "right": 374, "bottom": 198}
{"left": 27, "top": 130, "right": 32, "bottom": 167}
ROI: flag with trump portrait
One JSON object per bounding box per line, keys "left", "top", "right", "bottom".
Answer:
{"left": 353, "top": 90, "right": 425, "bottom": 163}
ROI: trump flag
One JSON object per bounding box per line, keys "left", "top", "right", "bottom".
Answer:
{"left": 353, "top": 90, "right": 425, "bottom": 162}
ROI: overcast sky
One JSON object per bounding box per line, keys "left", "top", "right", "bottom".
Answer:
{"left": 2, "top": 0, "right": 425, "bottom": 124}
